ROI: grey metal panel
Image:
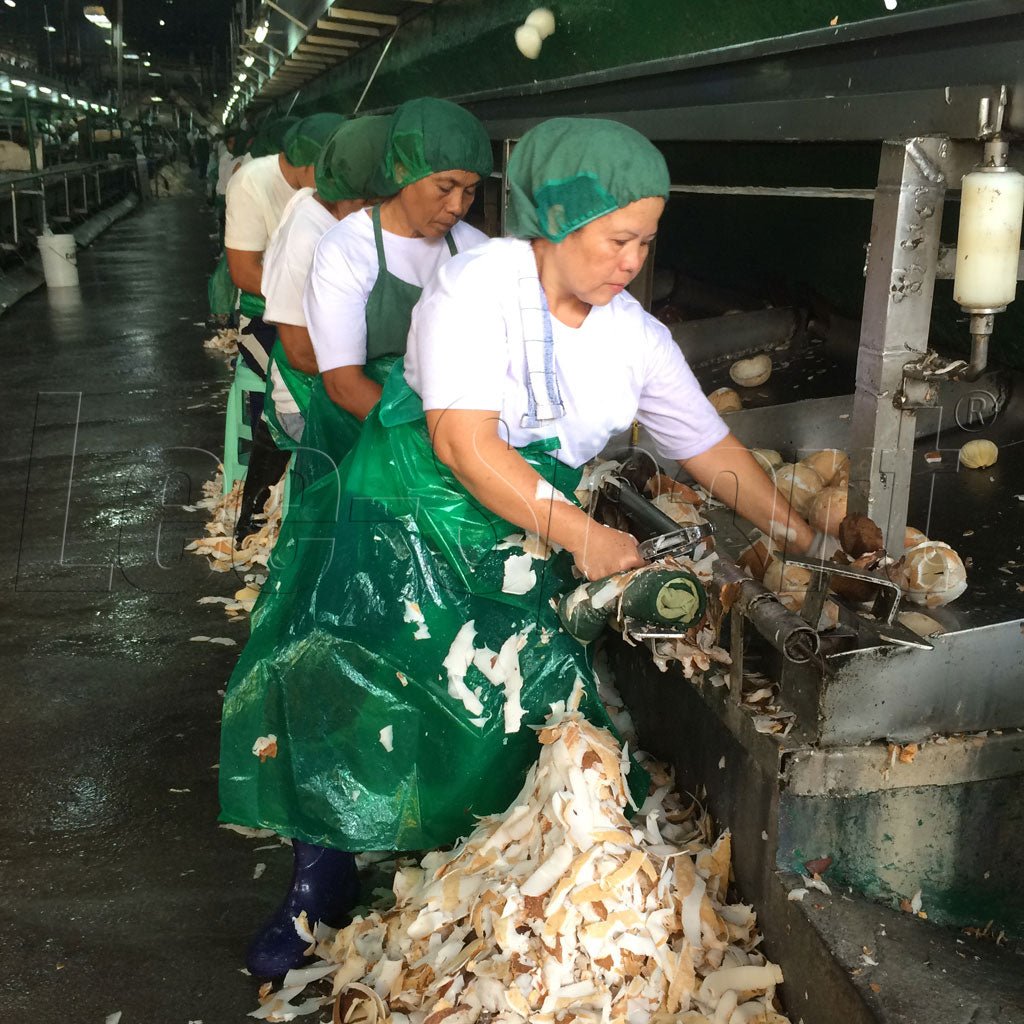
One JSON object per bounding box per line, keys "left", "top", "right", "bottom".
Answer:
{"left": 784, "top": 730, "right": 1024, "bottom": 796}
{"left": 819, "top": 619, "right": 1024, "bottom": 745}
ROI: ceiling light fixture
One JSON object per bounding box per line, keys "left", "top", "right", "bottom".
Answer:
{"left": 243, "top": 54, "right": 255, "bottom": 67}
{"left": 150, "top": 96, "right": 162, "bottom": 102}
{"left": 4, "top": 1, "right": 16, "bottom": 9}
{"left": 254, "top": 19, "right": 269, "bottom": 43}
{"left": 44, "top": 23, "right": 57, "bottom": 32}
{"left": 10, "top": 78, "right": 26, "bottom": 87}
{"left": 84, "top": 5, "right": 112, "bottom": 28}
{"left": 39, "top": 86, "right": 52, "bottom": 94}
{"left": 124, "top": 52, "right": 140, "bottom": 60}
{"left": 143, "top": 60, "right": 151, "bottom": 66}
{"left": 238, "top": 72, "right": 247, "bottom": 81}
{"left": 158, "top": 18, "right": 165, "bottom": 26}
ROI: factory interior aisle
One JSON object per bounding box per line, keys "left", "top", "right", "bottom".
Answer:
{"left": 0, "top": 194, "right": 272, "bottom": 1020}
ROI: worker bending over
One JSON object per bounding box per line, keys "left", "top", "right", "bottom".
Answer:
{"left": 219, "top": 116, "right": 822, "bottom": 981}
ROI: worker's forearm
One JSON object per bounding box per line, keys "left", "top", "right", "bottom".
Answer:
{"left": 430, "top": 421, "right": 592, "bottom": 551}
{"left": 681, "top": 433, "right": 815, "bottom": 553}
{"left": 277, "top": 324, "right": 319, "bottom": 375}
{"left": 322, "top": 366, "right": 382, "bottom": 420}
{"left": 225, "top": 248, "right": 264, "bottom": 296}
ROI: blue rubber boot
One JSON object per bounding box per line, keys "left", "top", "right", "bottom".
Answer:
{"left": 245, "top": 841, "right": 360, "bottom": 979}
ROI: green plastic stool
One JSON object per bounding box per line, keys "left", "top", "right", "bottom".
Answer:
{"left": 223, "top": 360, "right": 266, "bottom": 495}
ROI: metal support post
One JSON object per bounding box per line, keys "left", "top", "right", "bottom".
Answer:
{"left": 23, "top": 98, "right": 38, "bottom": 173}
{"left": 847, "top": 137, "right": 948, "bottom": 550}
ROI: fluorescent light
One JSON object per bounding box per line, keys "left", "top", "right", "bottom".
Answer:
{"left": 124, "top": 52, "right": 140, "bottom": 60}
{"left": 233, "top": 84, "right": 240, "bottom": 92}
{"left": 60, "top": 93, "right": 71, "bottom": 100}
{"left": 243, "top": 54, "right": 255, "bottom": 67}
{"left": 78, "top": 99, "right": 88, "bottom": 107}
{"left": 39, "top": 86, "right": 52, "bottom": 95}
{"left": 101, "top": 104, "right": 109, "bottom": 112}
{"left": 237, "top": 72, "right": 246, "bottom": 82}
{"left": 4, "top": 1, "right": 16, "bottom": 8}
{"left": 45, "top": 24, "right": 57, "bottom": 32}
{"left": 148, "top": 71, "right": 161, "bottom": 77}
{"left": 84, "top": 5, "right": 111, "bottom": 28}
{"left": 158, "top": 18, "right": 165, "bottom": 26}
{"left": 11, "top": 79, "right": 26, "bottom": 88}
{"left": 143, "top": 60, "right": 151, "bottom": 66}
{"left": 254, "top": 19, "right": 269, "bottom": 43}
{"left": 150, "top": 96, "right": 162, "bottom": 102}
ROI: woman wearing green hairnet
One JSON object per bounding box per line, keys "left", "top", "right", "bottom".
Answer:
{"left": 227, "top": 112, "right": 346, "bottom": 544}
{"left": 299, "top": 96, "right": 492, "bottom": 478}
{"left": 219, "top": 117, "right": 816, "bottom": 981}
{"left": 260, "top": 115, "right": 392, "bottom": 449}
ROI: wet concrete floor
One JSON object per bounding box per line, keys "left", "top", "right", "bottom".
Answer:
{"left": 0, "top": 194, "right": 283, "bottom": 1020}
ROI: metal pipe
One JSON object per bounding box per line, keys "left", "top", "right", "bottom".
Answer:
{"left": 964, "top": 313, "right": 993, "bottom": 380}
{"left": 710, "top": 557, "right": 821, "bottom": 664}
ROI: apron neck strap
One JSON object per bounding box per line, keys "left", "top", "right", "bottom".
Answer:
{"left": 374, "top": 204, "right": 458, "bottom": 263}
{"left": 371, "top": 205, "right": 388, "bottom": 271}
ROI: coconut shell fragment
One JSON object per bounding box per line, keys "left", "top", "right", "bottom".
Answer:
{"left": 838, "top": 513, "right": 884, "bottom": 558}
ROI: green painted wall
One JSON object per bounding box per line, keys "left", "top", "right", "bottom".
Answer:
{"left": 283, "top": 0, "right": 965, "bottom": 116}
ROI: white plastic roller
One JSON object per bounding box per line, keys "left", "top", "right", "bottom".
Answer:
{"left": 953, "top": 153, "right": 1024, "bottom": 310}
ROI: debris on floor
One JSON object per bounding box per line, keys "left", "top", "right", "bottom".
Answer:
{"left": 254, "top": 689, "right": 791, "bottom": 1023}
{"left": 186, "top": 470, "right": 283, "bottom": 617}
{"left": 204, "top": 328, "right": 241, "bottom": 358}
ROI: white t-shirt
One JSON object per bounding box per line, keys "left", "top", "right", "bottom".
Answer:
{"left": 216, "top": 144, "right": 240, "bottom": 196}
{"left": 224, "top": 154, "right": 296, "bottom": 253}
{"left": 262, "top": 188, "right": 338, "bottom": 415}
{"left": 404, "top": 237, "right": 728, "bottom": 469}
{"left": 304, "top": 208, "right": 488, "bottom": 373}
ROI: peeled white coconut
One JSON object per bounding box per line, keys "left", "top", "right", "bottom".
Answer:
{"left": 763, "top": 559, "right": 813, "bottom": 595}
{"left": 773, "top": 462, "right": 825, "bottom": 517}
{"left": 751, "top": 448, "right": 783, "bottom": 474}
{"left": 708, "top": 386, "right": 742, "bottom": 413}
{"left": 903, "top": 526, "right": 928, "bottom": 552}
{"left": 959, "top": 439, "right": 998, "bottom": 469}
{"left": 524, "top": 7, "right": 556, "bottom": 38}
{"left": 800, "top": 448, "right": 850, "bottom": 487}
{"left": 895, "top": 541, "right": 968, "bottom": 608}
{"left": 809, "top": 486, "right": 848, "bottom": 535}
{"left": 729, "top": 353, "right": 772, "bottom": 388}
{"left": 514, "top": 23, "right": 542, "bottom": 59}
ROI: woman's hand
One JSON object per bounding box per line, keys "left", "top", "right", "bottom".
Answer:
{"left": 571, "top": 522, "right": 645, "bottom": 581}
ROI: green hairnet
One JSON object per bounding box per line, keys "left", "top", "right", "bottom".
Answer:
{"left": 314, "top": 115, "right": 391, "bottom": 202}
{"left": 284, "top": 113, "right": 347, "bottom": 167}
{"left": 506, "top": 118, "right": 669, "bottom": 242}
{"left": 381, "top": 97, "right": 492, "bottom": 192}
{"left": 248, "top": 116, "right": 299, "bottom": 158}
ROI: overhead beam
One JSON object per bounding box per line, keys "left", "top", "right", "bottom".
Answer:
{"left": 319, "top": 17, "right": 381, "bottom": 37}
{"left": 304, "top": 34, "right": 358, "bottom": 49}
{"left": 325, "top": 6, "right": 398, "bottom": 26}
{"left": 294, "top": 44, "right": 348, "bottom": 59}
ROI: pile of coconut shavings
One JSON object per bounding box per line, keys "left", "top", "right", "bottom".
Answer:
{"left": 185, "top": 470, "right": 283, "bottom": 617}
{"left": 204, "top": 328, "right": 241, "bottom": 358}
{"left": 254, "top": 692, "right": 789, "bottom": 1024}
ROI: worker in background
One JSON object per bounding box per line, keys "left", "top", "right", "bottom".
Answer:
{"left": 213, "top": 126, "right": 239, "bottom": 237}
{"left": 219, "top": 98, "right": 493, "bottom": 981}
{"left": 298, "top": 97, "right": 492, "bottom": 480}
{"left": 225, "top": 112, "right": 346, "bottom": 545}
{"left": 260, "top": 115, "right": 392, "bottom": 450}
{"left": 219, "top": 116, "right": 828, "bottom": 981}
{"left": 193, "top": 129, "right": 210, "bottom": 186}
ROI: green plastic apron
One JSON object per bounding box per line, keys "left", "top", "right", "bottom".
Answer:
{"left": 239, "top": 291, "right": 265, "bottom": 319}
{"left": 264, "top": 338, "right": 314, "bottom": 452}
{"left": 218, "top": 367, "right": 647, "bottom": 852}
{"left": 296, "top": 206, "right": 457, "bottom": 483}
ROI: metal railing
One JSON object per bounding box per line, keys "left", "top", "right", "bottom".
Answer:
{"left": 1, "top": 160, "right": 140, "bottom": 249}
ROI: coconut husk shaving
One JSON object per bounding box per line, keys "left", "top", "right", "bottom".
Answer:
{"left": 204, "top": 328, "right": 241, "bottom": 358}
{"left": 253, "top": 689, "right": 789, "bottom": 1024}
{"left": 185, "top": 470, "right": 284, "bottom": 616}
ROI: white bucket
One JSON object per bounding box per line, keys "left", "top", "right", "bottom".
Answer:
{"left": 38, "top": 232, "right": 80, "bottom": 288}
